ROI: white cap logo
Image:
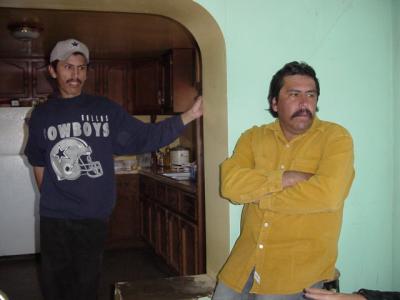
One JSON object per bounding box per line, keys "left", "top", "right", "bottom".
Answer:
{"left": 50, "top": 38, "right": 89, "bottom": 63}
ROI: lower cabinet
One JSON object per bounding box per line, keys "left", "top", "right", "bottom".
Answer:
{"left": 139, "top": 175, "right": 203, "bottom": 275}
{"left": 181, "top": 218, "right": 198, "bottom": 275}
{"left": 167, "top": 212, "right": 181, "bottom": 272}
{"left": 107, "top": 174, "right": 142, "bottom": 249}
{"left": 107, "top": 172, "right": 203, "bottom": 276}
{"left": 155, "top": 204, "right": 169, "bottom": 261}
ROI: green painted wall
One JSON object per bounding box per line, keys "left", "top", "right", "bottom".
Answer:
{"left": 197, "top": 0, "right": 396, "bottom": 292}
{"left": 393, "top": 0, "right": 400, "bottom": 291}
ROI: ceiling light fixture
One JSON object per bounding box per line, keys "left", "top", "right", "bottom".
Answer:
{"left": 8, "top": 23, "right": 43, "bottom": 41}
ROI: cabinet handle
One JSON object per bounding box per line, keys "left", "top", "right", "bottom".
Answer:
{"left": 157, "top": 90, "right": 164, "bottom": 105}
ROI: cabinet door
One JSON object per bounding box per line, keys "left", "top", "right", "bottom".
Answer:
{"left": 140, "top": 197, "right": 151, "bottom": 243}
{"left": 132, "top": 59, "right": 163, "bottom": 114}
{"left": 160, "top": 52, "right": 172, "bottom": 112}
{"left": 139, "top": 176, "right": 154, "bottom": 245}
{"left": 107, "top": 174, "right": 139, "bottom": 248}
{"left": 0, "top": 59, "right": 30, "bottom": 102}
{"left": 179, "top": 192, "right": 197, "bottom": 222}
{"left": 149, "top": 201, "right": 157, "bottom": 247}
{"left": 32, "top": 60, "right": 54, "bottom": 98}
{"left": 155, "top": 204, "right": 169, "bottom": 260}
{"left": 168, "top": 213, "right": 181, "bottom": 273}
{"left": 166, "top": 186, "right": 179, "bottom": 212}
{"left": 83, "top": 62, "right": 100, "bottom": 96}
{"left": 162, "top": 49, "right": 198, "bottom": 113}
{"left": 181, "top": 219, "right": 198, "bottom": 275}
{"left": 102, "top": 62, "right": 129, "bottom": 108}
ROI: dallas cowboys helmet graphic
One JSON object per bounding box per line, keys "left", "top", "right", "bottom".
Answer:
{"left": 50, "top": 137, "right": 103, "bottom": 181}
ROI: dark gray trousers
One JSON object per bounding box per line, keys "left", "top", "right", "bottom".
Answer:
{"left": 40, "top": 216, "right": 108, "bottom": 300}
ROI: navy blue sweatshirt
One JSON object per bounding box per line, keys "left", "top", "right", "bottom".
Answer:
{"left": 24, "top": 93, "right": 185, "bottom": 220}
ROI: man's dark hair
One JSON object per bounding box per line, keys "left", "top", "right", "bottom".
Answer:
{"left": 267, "top": 61, "right": 320, "bottom": 118}
{"left": 50, "top": 60, "right": 58, "bottom": 70}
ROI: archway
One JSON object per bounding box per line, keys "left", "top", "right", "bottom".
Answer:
{"left": 3, "top": 0, "right": 230, "bottom": 277}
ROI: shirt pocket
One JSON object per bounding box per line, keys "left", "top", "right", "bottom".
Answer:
{"left": 289, "top": 159, "right": 319, "bottom": 173}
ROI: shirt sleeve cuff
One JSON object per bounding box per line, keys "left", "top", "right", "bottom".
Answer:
{"left": 258, "top": 170, "right": 283, "bottom": 209}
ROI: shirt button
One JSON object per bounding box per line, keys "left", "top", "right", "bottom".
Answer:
{"left": 264, "top": 222, "right": 269, "bottom": 228}
{"left": 259, "top": 244, "right": 264, "bottom": 249}
{"left": 286, "top": 144, "right": 290, "bottom": 148}
{"left": 280, "top": 164, "right": 285, "bottom": 170}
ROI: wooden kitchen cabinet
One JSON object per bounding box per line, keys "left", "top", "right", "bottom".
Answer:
{"left": 0, "top": 58, "right": 53, "bottom": 104}
{"left": 139, "top": 195, "right": 151, "bottom": 243}
{"left": 139, "top": 174, "right": 204, "bottom": 275}
{"left": 83, "top": 60, "right": 130, "bottom": 109}
{"left": 0, "top": 59, "right": 29, "bottom": 101}
{"left": 1, "top": 49, "right": 197, "bottom": 112}
{"left": 168, "top": 212, "right": 182, "bottom": 273}
{"left": 155, "top": 203, "right": 169, "bottom": 260}
{"left": 103, "top": 62, "right": 130, "bottom": 108}
{"left": 161, "top": 48, "right": 199, "bottom": 113}
{"left": 31, "top": 59, "right": 55, "bottom": 97}
{"left": 167, "top": 211, "right": 199, "bottom": 275}
{"left": 107, "top": 174, "right": 142, "bottom": 249}
{"left": 126, "top": 49, "right": 199, "bottom": 115}
{"left": 83, "top": 57, "right": 168, "bottom": 115}
{"left": 181, "top": 217, "right": 198, "bottom": 275}
{"left": 130, "top": 58, "right": 164, "bottom": 114}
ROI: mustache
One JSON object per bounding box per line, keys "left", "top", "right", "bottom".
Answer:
{"left": 66, "top": 79, "right": 82, "bottom": 84}
{"left": 291, "top": 108, "right": 313, "bottom": 119}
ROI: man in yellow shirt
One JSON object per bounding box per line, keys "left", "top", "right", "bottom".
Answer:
{"left": 212, "top": 61, "right": 355, "bottom": 300}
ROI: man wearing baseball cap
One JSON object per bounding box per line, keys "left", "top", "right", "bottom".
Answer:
{"left": 24, "top": 38, "right": 203, "bottom": 300}
{"left": 50, "top": 38, "right": 90, "bottom": 63}
{"left": 47, "top": 38, "right": 90, "bottom": 99}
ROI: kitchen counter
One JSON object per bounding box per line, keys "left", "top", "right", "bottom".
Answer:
{"left": 132, "top": 167, "right": 203, "bottom": 274}
{"left": 115, "top": 170, "right": 139, "bottom": 175}
{"left": 139, "top": 168, "right": 196, "bottom": 194}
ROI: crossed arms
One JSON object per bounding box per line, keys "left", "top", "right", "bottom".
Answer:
{"left": 220, "top": 126, "right": 354, "bottom": 214}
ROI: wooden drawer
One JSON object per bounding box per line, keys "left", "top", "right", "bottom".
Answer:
{"left": 179, "top": 192, "right": 197, "bottom": 222}
{"left": 166, "top": 186, "right": 180, "bottom": 211}
{"left": 116, "top": 174, "right": 138, "bottom": 196}
{"left": 155, "top": 181, "right": 166, "bottom": 203}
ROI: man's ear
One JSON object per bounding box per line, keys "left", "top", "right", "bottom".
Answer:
{"left": 48, "top": 65, "right": 57, "bottom": 79}
{"left": 271, "top": 97, "right": 278, "bottom": 112}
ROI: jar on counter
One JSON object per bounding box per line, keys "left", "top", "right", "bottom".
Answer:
{"left": 170, "top": 146, "right": 190, "bottom": 166}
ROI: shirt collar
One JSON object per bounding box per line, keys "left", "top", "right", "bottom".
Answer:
{"left": 269, "top": 116, "right": 322, "bottom": 143}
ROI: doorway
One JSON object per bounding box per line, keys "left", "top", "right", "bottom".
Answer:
{"left": 1, "top": 0, "right": 230, "bottom": 278}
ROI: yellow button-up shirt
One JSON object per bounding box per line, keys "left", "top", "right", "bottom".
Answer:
{"left": 218, "top": 117, "right": 354, "bottom": 294}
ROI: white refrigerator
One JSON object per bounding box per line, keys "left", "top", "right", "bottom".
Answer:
{"left": 0, "top": 107, "right": 40, "bottom": 256}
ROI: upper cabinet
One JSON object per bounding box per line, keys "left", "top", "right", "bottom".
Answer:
{"left": 162, "top": 48, "right": 199, "bottom": 113}
{"left": 83, "top": 60, "right": 130, "bottom": 109}
{"left": 0, "top": 58, "right": 53, "bottom": 104}
{"left": 0, "top": 48, "right": 199, "bottom": 114}
{"left": 32, "top": 60, "right": 54, "bottom": 98}
{"left": 130, "top": 58, "right": 163, "bottom": 115}
{"left": 131, "top": 48, "right": 199, "bottom": 115}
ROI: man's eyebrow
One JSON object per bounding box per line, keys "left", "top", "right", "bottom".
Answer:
{"left": 287, "top": 88, "right": 317, "bottom": 93}
{"left": 64, "top": 63, "right": 87, "bottom": 67}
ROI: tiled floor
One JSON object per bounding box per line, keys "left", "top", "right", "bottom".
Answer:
{"left": 0, "top": 247, "right": 174, "bottom": 300}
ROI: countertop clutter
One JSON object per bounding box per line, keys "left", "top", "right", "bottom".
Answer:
{"left": 114, "top": 155, "right": 139, "bottom": 173}
{"left": 140, "top": 168, "right": 196, "bottom": 193}
{"left": 114, "top": 152, "right": 197, "bottom": 192}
